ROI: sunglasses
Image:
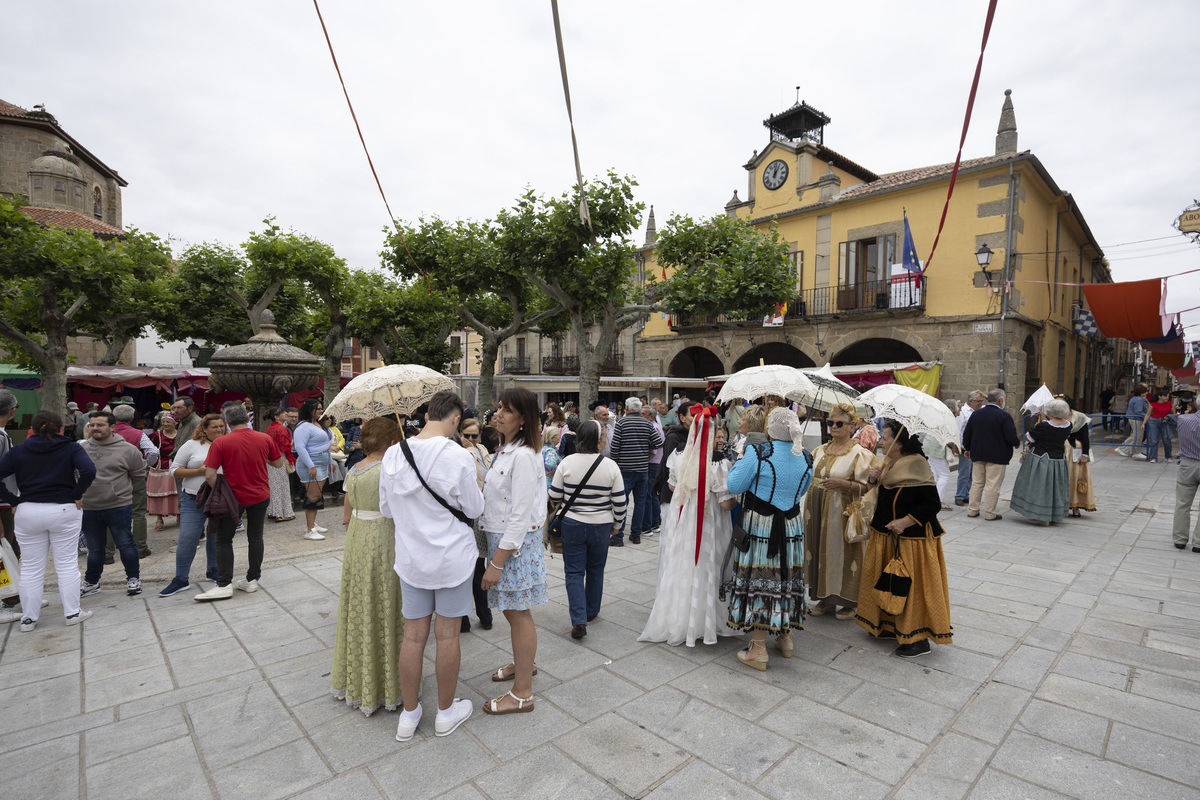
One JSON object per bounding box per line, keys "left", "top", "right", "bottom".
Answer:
{"left": 462, "top": 433, "right": 479, "bottom": 439}
{"left": 830, "top": 420, "right": 849, "bottom": 428}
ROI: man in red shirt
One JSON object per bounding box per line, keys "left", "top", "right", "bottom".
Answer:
{"left": 195, "top": 404, "right": 283, "bottom": 601}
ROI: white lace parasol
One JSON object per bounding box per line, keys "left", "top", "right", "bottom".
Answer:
{"left": 323, "top": 364, "right": 457, "bottom": 422}
{"left": 1020, "top": 384, "right": 1055, "bottom": 416}
{"left": 858, "top": 383, "right": 960, "bottom": 448}
{"left": 715, "top": 364, "right": 817, "bottom": 405}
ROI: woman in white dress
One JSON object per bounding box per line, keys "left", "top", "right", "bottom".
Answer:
{"left": 639, "top": 408, "right": 740, "bottom": 647}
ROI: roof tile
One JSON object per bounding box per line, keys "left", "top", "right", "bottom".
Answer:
{"left": 19, "top": 206, "right": 125, "bottom": 238}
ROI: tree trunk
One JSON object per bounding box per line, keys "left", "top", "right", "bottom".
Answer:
{"left": 38, "top": 355, "right": 70, "bottom": 423}
{"left": 322, "top": 320, "right": 346, "bottom": 407}
{"left": 476, "top": 332, "right": 500, "bottom": 412}
{"left": 96, "top": 334, "right": 130, "bottom": 366}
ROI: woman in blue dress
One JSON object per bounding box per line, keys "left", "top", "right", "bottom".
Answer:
{"left": 726, "top": 407, "right": 813, "bottom": 671}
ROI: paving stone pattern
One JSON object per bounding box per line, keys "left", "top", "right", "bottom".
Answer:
{"left": 2, "top": 453, "right": 1199, "bottom": 798}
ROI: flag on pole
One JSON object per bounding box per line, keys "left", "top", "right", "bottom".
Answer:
{"left": 1074, "top": 308, "right": 1099, "bottom": 338}
{"left": 763, "top": 301, "right": 786, "bottom": 327}
{"left": 902, "top": 211, "right": 923, "bottom": 289}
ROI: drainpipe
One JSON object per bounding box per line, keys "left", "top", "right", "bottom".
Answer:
{"left": 998, "top": 161, "right": 1017, "bottom": 390}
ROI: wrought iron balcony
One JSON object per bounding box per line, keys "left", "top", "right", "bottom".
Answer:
{"left": 542, "top": 355, "right": 578, "bottom": 374}
{"left": 502, "top": 356, "right": 531, "bottom": 374}
{"left": 668, "top": 277, "right": 926, "bottom": 330}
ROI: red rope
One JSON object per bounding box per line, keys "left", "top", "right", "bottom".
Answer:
{"left": 312, "top": 0, "right": 421, "bottom": 275}
{"left": 922, "top": 0, "right": 999, "bottom": 275}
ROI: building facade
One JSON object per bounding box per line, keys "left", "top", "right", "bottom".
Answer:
{"left": 636, "top": 92, "right": 1120, "bottom": 410}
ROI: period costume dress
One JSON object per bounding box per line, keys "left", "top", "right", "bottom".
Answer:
{"left": 1010, "top": 420, "right": 1071, "bottom": 523}
{"left": 1067, "top": 410, "right": 1095, "bottom": 513}
{"left": 855, "top": 454, "right": 953, "bottom": 646}
{"left": 804, "top": 441, "right": 876, "bottom": 610}
{"left": 639, "top": 425, "right": 739, "bottom": 647}
{"left": 726, "top": 441, "right": 813, "bottom": 633}
{"left": 331, "top": 460, "right": 403, "bottom": 715}
{"left": 265, "top": 420, "right": 295, "bottom": 520}
{"left": 146, "top": 430, "right": 179, "bottom": 517}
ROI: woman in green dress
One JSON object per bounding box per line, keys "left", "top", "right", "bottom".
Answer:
{"left": 331, "top": 416, "right": 404, "bottom": 715}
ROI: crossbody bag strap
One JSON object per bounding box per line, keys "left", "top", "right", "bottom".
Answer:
{"left": 554, "top": 456, "right": 604, "bottom": 523}
{"left": 399, "top": 438, "right": 472, "bottom": 526}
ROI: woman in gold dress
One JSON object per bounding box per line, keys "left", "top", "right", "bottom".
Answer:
{"left": 804, "top": 404, "right": 876, "bottom": 621}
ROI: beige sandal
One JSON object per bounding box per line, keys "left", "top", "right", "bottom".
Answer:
{"left": 483, "top": 690, "right": 535, "bottom": 714}
{"left": 808, "top": 601, "right": 832, "bottom": 617}
{"left": 491, "top": 663, "right": 538, "bottom": 682}
{"left": 737, "top": 640, "right": 769, "bottom": 671}
{"left": 775, "top": 633, "right": 793, "bottom": 658}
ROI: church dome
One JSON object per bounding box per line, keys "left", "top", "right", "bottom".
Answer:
{"left": 30, "top": 151, "right": 83, "bottom": 180}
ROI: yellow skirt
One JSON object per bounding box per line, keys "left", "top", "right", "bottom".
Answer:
{"left": 1068, "top": 456, "right": 1096, "bottom": 511}
{"left": 855, "top": 527, "right": 953, "bottom": 645}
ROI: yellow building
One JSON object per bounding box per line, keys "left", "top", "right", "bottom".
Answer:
{"left": 637, "top": 92, "right": 1118, "bottom": 409}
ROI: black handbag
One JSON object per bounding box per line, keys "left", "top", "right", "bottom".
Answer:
{"left": 548, "top": 456, "right": 604, "bottom": 538}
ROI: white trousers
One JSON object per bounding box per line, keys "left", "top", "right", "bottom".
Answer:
{"left": 928, "top": 455, "right": 951, "bottom": 504}
{"left": 14, "top": 502, "right": 82, "bottom": 620}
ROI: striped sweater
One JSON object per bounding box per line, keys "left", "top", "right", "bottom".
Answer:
{"left": 608, "top": 414, "right": 665, "bottom": 473}
{"left": 548, "top": 453, "right": 627, "bottom": 525}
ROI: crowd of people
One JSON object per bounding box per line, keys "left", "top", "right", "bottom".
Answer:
{"left": 4, "top": 377, "right": 1198, "bottom": 745}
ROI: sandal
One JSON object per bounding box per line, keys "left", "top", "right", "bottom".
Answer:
{"left": 775, "top": 633, "right": 793, "bottom": 658}
{"left": 491, "top": 663, "right": 538, "bottom": 682}
{"left": 808, "top": 601, "right": 832, "bottom": 617}
{"left": 835, "top": 607, "right": 857, "bottom": 621}
{"left": 737, "top": 640, "right": 769, "bottom": 671}
{"left": 482, "top": 690, "right": 535, "bottom": 715}
{"left": 154, "top": 519, "right": 165, "bottom": 532}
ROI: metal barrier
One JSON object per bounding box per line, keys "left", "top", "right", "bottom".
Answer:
{"left": 1021, "top": 412, "right": 1151, "bottom": 456}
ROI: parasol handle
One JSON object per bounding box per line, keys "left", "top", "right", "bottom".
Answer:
{"left": 881, "top": 423, "right": 906, "bottom": 461}
{"left": 386, "top": 385, "right": 406, "bottom": 440}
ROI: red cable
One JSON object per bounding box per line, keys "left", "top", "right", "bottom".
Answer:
{"left": 922, "top": 0, "right": 1000, "bottom": 275}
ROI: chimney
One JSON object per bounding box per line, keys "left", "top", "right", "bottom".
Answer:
{"left": 995, "top": 89, "right": 1018, "bottom": 155}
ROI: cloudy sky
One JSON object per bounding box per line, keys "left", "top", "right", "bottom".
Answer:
{"left": 6, "top": 1, "right": 1199, "bottom": 329}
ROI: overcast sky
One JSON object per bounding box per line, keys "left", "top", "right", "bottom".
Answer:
{"left": 6, "top": 1, "right": 1199, "bottom": 332}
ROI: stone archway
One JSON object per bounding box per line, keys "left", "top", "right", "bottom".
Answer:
{"left": 732, "top": 342, "right": 816, "bottom": 372}
{"left": 830, "top": 337, "right": 924, "bottom": 367}
{"left": 668, "top": 346, "right": 725, "bottom": 379}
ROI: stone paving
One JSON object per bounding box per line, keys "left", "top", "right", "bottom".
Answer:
{"left": 2, "top": 450, "right": 1200, "bottom": 799}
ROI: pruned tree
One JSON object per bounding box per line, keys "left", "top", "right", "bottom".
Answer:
{"left": 383, "top": 217, "right": 565, "bottom": 410}
{"left": 0, "top": 197, "right": 170, "bottom": 412}
{"left": 345, "top": 270, "right": 462, "bottom": 372}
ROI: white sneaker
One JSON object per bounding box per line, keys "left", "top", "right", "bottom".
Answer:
{"left": 434, "top": 699, "right": 473, "bottom": 737}
{"left": 194, "top": 584, "right": 234, "bottom": 602}
{"left": 304, "top": 530, "right": 326, "bottom": 540}
{"left": 312, "top": 523, "right": 329, "bottom": 533}
{"left": 66, "top": 609, "right": 93, "bottom": 626}
{"left": 234, "top": 578, "right": 259, "bottom": 593}
{"left": 396, "top": 705, "right": 423, "bottom": 742}
{"left": 643, "top": 526, "right": 659, "bottom": 538}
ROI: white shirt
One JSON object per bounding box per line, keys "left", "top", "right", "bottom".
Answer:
{"left": 958, "top": 405, "right": 974, "bottom": 437}
{"left": 481, "top": 442, "right": 548, "bottom": 551}
{"left": 169, "top": 439, "right": 218, "bottom": 494}
{"left": 379, "top": 436, "right": 484, "bottom": 590}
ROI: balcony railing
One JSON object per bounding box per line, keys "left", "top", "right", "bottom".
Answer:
{"left": 541, "top": 351, "right": 625, "bottom": 374}
{"left": 502, "top": 356, "right": 531, "bottom": 374}
{"left": 669, "top": 276, "right": 926, "bottom": 330}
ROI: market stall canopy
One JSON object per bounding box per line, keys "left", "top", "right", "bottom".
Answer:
{"left": 66, "top": 365, "right": 211, "bottom": 391}
{"left": 1081, "top": 278, "right": 1171, "bottom": 341}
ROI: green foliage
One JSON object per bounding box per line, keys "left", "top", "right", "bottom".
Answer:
{"left": 653, "top": 214, "right": 795, "bottom": 318}
{"left": 345, "top": 270, "right": 461, "bottom": 371}
{"left": 157, "top": 242, "right": 254, "bottom": 345}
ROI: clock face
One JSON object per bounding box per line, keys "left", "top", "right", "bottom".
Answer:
{"left": 762, "top": 159, "right": 789, "bottom": 190}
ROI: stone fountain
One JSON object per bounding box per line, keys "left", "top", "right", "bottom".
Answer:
{"left": 207, "top": 310, "right": 321, "bottom": 431}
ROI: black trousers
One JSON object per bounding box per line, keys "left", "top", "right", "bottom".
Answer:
{"left": 472, "top": 557, "right": 492, "bottom": 624}
{"left": 215, "top": 498, "right": 268, "bottom": 587}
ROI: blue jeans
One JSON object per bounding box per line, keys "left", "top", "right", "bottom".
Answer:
{"left": 82, "top": 505, "right": 138, "bottom": 584}
{"left": 176, "top": 490, "right": 216, "bottom": 582}
{"left": 1148, "top": 418, "right": 1172, "bottom": 461}
{"left": 956, "top": 454, "right": 973, "bottom": 501}
{"left": 617, "top": 470, "right": 649, "bottom": 540}
{"left": 561, "top": 518, "right": 610, "bottom": 625}
{"left": 645, "top": 463, "right": 663, "bottom": 529}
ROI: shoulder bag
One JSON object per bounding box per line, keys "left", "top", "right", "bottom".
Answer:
{"left": 399, "top": 437, "right": 473, "bottom": 526}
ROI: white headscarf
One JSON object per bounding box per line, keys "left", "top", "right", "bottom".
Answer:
{"left": 767, "top": 407, "right": 805, "bottom": 455}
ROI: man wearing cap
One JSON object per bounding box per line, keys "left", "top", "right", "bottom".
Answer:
{"left": 65, "top": 402, "right": 82, "bottom": 440}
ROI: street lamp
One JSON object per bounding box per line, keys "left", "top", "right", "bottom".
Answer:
{"left": 975, "top": 243, "right": 994, "bottom": 285}
{"left": 186, "top": 341, "right": 201, "bottom": 367}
